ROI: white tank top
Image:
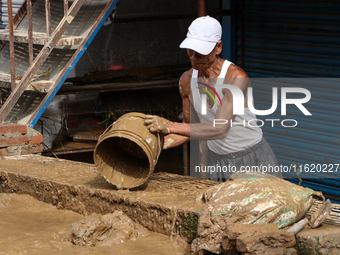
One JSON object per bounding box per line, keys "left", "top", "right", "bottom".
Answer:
{"left": 190, "top": 60, "right": 262, "bottom": 154}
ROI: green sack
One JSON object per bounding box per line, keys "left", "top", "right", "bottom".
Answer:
{"left": 191, "top": 171, "right": 323, "bottom": 254}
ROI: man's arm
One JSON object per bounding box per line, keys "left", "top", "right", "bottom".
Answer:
{"left": 161, "top": 70, "right": 193, "bottom": 149}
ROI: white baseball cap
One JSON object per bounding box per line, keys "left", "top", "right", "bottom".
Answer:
{"left": 180, "top": 16, "right": 222, "bottom": 55}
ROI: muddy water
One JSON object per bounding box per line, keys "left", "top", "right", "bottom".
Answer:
{"left": 0, "top": 193, "right": 189, "bottom": 255}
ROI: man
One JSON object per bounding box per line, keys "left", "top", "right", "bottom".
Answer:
{"left": 145, "top": 16, "right": 281, "bottom": 180}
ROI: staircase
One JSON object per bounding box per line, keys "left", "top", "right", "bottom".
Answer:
{"left": 0, "top": 0, "right": 119, "bottom": 127}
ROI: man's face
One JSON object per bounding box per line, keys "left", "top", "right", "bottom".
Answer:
{"left": 187, "top": 49, "right": 215, "bottom": 71}
{"left": 186, "top": 42, "right": 222, "bottom": 71}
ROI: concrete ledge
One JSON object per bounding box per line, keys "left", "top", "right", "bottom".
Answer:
{"left": 0, "top": 155, "right": 216, "bottom": 242}
{"left": 296, "top": 224, "right": 340, "bottom": 255}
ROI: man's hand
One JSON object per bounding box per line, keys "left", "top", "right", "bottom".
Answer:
{"left": 144, "top": 115, "right": 170, "bottom": 135}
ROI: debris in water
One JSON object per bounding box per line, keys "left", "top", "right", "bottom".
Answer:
{"left": 64, "top": 210, "right": 149, "bottom": 246}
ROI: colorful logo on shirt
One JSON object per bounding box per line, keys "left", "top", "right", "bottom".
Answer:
{"left": 197, "top": 82, "right": 223, "bottom": 106}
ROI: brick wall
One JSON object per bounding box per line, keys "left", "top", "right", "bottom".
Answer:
{"left": 0, "top": 124, "right": 43, "bottom": 156}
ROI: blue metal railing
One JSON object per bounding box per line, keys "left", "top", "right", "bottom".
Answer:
{"left": 0, "top": 2, "right": 4, "bottom": 29}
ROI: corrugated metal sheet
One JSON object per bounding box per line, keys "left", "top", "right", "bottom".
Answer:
{"left": 0, "top": 0, "right": 25, "bottom": 29}
{"left": 236, "top": 0, "right": 340, "bottom": 201}
{"left": 236, "top": 0, "right": 340, "bottom": 77}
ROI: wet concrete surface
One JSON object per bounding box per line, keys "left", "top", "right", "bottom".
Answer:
{"left": 0, "top": 155, "right": 216, "bottom": 241}
{"left": 0, "top": 193, "right": 190, "bottom": 255}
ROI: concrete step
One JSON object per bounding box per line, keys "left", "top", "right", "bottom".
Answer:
{"left": 0, "top": 155, "right": 216, "bottom": 242}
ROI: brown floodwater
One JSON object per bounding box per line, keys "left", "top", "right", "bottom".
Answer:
{"left": 0, "top": 193, "right": 190, "bottom": 255}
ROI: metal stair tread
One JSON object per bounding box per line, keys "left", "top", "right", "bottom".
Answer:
{"left": 0, "top": 73, "right": 53, "bottom": 92}
{"left": 0, "top": 30, "right": 85, "bottom": 46}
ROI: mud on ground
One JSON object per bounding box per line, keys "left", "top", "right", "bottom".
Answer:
{"left": 0, "top": 155, "right": 217, "bottom": 243}
{"left": 0, "top": 193, "right": 190, "bottom": 255}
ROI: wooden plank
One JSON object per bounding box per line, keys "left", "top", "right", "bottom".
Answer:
{"left": 70, "top": 130, "right": 104, "bottom": 142}
{"left": 58, "top": 79, "right": 179, "bottom": 94}
{"left": 8, "top": 0, "right": 16, "bottom": 92}
{"left": 64, "top": 0, "right": 69, "bottom": 16}
{"left": 27, "top": 0, "right": 34, "bottom": 66}
{"left": 42, "top": 141, "right": 96, "bottom": 156}
{"left": 0, "top": 73, "right": 53, "bottom": 91}
{"left": 0, "top": 30, "right": 85, "bottom": 46}
{"left": 45, "top": 0, "right": 51, "bottom": 37}
{"left": 25, "top": 81, "right": 54, "bottom": 91}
